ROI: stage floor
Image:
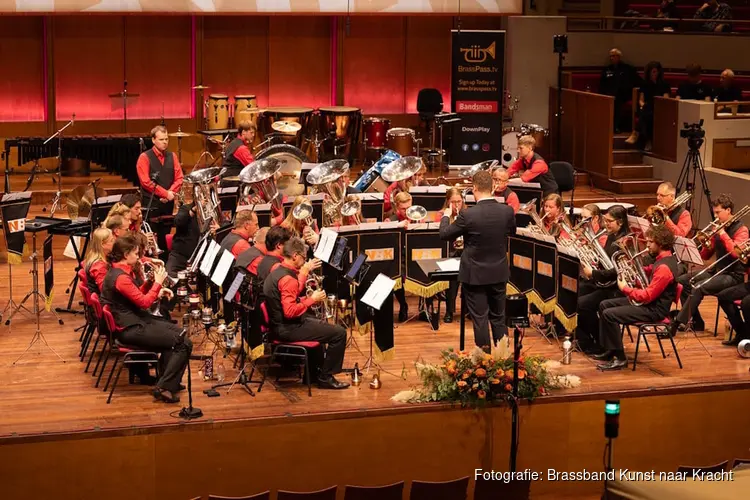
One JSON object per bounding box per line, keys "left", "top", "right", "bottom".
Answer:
{"left": 1, "top": 259, "right": 748, "bottom": 443}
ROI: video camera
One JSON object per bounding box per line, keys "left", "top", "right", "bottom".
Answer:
{"left": 680, "top": 120, "right": 705, "bottom": 149}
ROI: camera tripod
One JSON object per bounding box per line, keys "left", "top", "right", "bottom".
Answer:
{"left": 675, "top": 141, "right": 712, "bottom": 225}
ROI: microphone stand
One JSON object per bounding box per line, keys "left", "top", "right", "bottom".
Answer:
{"left": 569, "top": 167, "right": 577, "bottom": 220}
{"left": 43, "top": 114, "right": 75, "bottom": 217}
{"left": 143, "top": 171, "right": 160, "bottom": 230}
{"left": 509, "top": 325, "right": 523, "bottom": 472}
{"left": 176, "top": 330, "right": 203, "bottom": 420}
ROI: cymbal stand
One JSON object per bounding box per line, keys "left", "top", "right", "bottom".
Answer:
{"left": 43, "top": 114, "right": 75, "bottom": 217}
{"left": 12, "top": 231, "right": 66, "bottom": 364}
{"left": 109, "top": 80, "right": 139, "bottom": 134}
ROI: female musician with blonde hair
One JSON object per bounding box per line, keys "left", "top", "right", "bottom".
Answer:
{"left": 281, "top": 196, "right": 319, "bottom": 247}
{"left": 439, "top": 188, "right": 465, "bottom": 322}
{"left": 542, "top": 193, "right": 571, "bottom": 239}
{"left": 581, "top": 203, "right": 607, "bottom": 247}
{"left": 84, "top": 227, "right": 114, "bottom": 295}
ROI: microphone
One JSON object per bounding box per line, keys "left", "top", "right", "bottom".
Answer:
{"left": 151, "top": 171, "right": 160, "bottom": 182}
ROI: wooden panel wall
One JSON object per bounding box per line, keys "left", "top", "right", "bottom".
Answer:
{"left": 404, "top": 17, "right": 453, "bottom": 114}
{"left": 0, "top": 16, "right": 45, "bottom": 122}
{"left": 712, "top": 138, "right": 750, "bottom": 171}
{"left": 652, "top": 96, "right": 678, "bottom": 162}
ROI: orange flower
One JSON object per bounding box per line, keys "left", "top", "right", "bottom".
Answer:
{"left": 472, "top": 383, "right": 479, "bottom": 390}
{"left": 475, "top": 368, "right": 487, "bottom": 378}
{"left": 462, "top": 371, "right": 471, "bottom": 380}
{"left": 518, "top": 370, "right": 526, "bottom": 380}
{"left": 505, "top": 370, "right": 514, "bottom": 378}
{"left": 505, "top": 383, "right": 512, "bottom": 392}
{"left": 457, "top": 380, "right": 468, "bottom": 388}
{"left": 490, "top": 378, "right": 500, "bottom": 385}
{"left": 477, "top": 390, "right": 486, "bottom": 399}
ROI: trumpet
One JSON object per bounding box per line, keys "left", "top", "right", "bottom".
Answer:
{"left": 305, "top": 273, "right": 334, "bottom": 320}
{"left": 693, "top": 205, "right": 750, "bottom": 250}
{"left": 611, "top": 234, "right": 650, "bottom": 305}
{"left": 645, "top": 191, "right": 692, "bottom": 225}
{"left": 141, "top": 219, "right": 163, "bottom": 257}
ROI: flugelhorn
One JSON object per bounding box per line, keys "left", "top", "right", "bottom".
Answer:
{"left": 292, "top": 199, "right": 316, "bottom": 228}
{"left": 611, "top": 234, "right": 650, "bottom": 305}
{"left": 645, "top": 191, "right": 692, "bottom": 225}
{"left": 693, "top": 205, "right": 750, "bottom": 250}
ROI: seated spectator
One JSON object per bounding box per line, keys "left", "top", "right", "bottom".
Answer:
{"left": 599, "top": 48, "right": 640, "bottom": 133}
{"left": 627, "top": 61, "right": 671, "bottom": 150}
{"left": 657, "top": 0, "right": 680, "bottom": 31}
{"left": 676, "top": 64, "right": 713, "bottom": 101}
{"left": 715, "top": 69, "right": 743, "bottom": 103}
{"left": 694, "top": 0, "right": 732, "bottom": 33}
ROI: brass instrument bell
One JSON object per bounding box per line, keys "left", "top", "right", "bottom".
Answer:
{"left": 369, "top": 371, "right": 382, "bottom": 390}
{"left": 405, "top": 205, "right": 428, "bottom": 222}
{"left": 351, "top": 363, "right": 362, "bottom": 386}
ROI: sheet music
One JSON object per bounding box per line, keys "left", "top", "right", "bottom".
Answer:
{"left": 410, "top": 186, "right": 448, "bottom": 194}
{"left": 361, "top": 273, "right": 396, "bottom": 310}
{"left": 224, "top": 272, "right": 245, "bottom": 302}
{"left": 211, "top": 250, "right": 235, "bottom": 286}
{"left": 200, "top": 240, "right": 220, "bottom": 276}
{"left": 437, "top": 258, "right": 460, "bottom": 272}
{"left": 627, "top": 216, "right": 651, "bottom": 235}
{"left": 314, "top": 228, "right": 338, "bottom": 262}
{"left": 674, "top": 237, "right": 703, "bottom": 265}
{"left": 96, "top": 194, "right": 122, "bottom": 205}
{"left": 190, "top": 238, "right": 209, "bottom": 273}
{"left": 218, "top": 187, "right": 238, "bottom": 194}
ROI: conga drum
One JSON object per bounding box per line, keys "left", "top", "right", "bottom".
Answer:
{"left": 318, "top": 106, "right": 362, "bottom": 163}
{"left": 207, "top": 94, "right": 229, "bottom": 131}
{"left": 260, "top": 107, "right": 314, "bottom": 149}
{"left": 233, "top": 94, "right": 258, "bottom": 127}
{"left": 386, "top": 127, "right": 415, "bottom": 157}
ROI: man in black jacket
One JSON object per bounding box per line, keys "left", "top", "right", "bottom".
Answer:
{"left": 439, "top": 170, "right": 516, "bottom": 351}
{"left": 599, "top": 48, "right": 640, "bottom": 133}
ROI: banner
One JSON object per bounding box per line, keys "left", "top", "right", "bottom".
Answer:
{"left": 44, "top": 234, "right": 54, "bottom": 311}
{"left": 0, "top": 192, "right": 32, "bottom": 265}
{"left": 450, "top": 30, "right": 505, "bottom": 165}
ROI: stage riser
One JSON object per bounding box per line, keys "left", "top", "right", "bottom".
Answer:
{"left": 1, "top": 388, "right": 748, "bottom": 500}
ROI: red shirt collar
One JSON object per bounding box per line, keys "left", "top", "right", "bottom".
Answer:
{"left": 152, "top": 146, "right": 166, "bottom": 160}
{"left": 281, "top": 261, "right": 298, "bottom": 273}
{"left": 654, "top": 250, "right": 672, "bottom": 261}
{"left": 233, "top": 228, "right": 251, "bottom": 240}
{"left": 254, "top": 243, "right": 268, "bottom": 255}
{"left": 113, "top": 262, "right": 133, "bottom": 273}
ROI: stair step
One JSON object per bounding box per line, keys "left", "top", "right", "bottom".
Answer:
{"left": 611, "top": 164, "right": 654, "bottom": 179}
{"left": 575, "top": 171, "right": 590, "bottom": 186}
{"left": 606, "top": 178, "right": 663, "bottom": 194}
{"left": 613, "top": 149, "right": 643, "bottom": 165}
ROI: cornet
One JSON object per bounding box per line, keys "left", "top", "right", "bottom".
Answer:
{"left": 405, "top": 205, "right": 428, "bottom": 222}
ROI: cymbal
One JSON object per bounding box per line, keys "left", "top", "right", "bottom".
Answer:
{"left": 271, "top": 121, "right": 302, "bottom": 134}
{"left": 306, "top": 159, "right": 349, "bottom": 185}
{"left": 192, "top": 85, "right": 210, "bottom": 90}
{"left": 381, "top": 156, "right": 423, "bottom": 183}
{"left": 66, "top": 185, "right": 108, "bottom": 219}
{"left": 169, "top": 131, "right": 194, "bottom": 138}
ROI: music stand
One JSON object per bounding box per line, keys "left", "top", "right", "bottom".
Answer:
{"left": 108, "top": 80, "right": 139, "bottom": 133}
{"left": 43, "top": 115, "right": 75, "bottom": 217}
{"left": 422, "top": 258, "right": 466, "bottom": 349}
{"left": 360, "top": 273, "right": 397, "bottom": 374}
{"left": 672, "top": 237, "right": 711, "bottom": 356}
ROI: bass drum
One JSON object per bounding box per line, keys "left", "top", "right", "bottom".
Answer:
{"left": 255, "top": 144, "right": 310, "bottom": 198}
{"left": 501, "top": 131, "right": 519, "bottom": 168}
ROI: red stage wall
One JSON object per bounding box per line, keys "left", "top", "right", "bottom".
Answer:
{"left": 0, "top": 14, "right": 504, "bottom": 125}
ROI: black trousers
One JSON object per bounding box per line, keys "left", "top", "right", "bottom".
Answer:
{"left": 636, "top": 103, "right": 655, "bottom": 143}
{"left": 117, "top": 319, "right": 192, "bottom": 393}
{"left": 716, "top": 282, "right": 750, "bottom": 340}
{"left": 463, "top": 282, "right": 507, "bottom": 350}
{"left": 676, "top": 271, "right": 742, "bottom": 326}
{"left": 599, "top": 297, "right": 665, "bottom": 356}
{"left": 278, "top": 317, "right": 347, "bottom": 376}
{"left": 394, "top": 287, "right": 408, "bottom": 312}
{"left": 576, "top": 280, "right": 621, "bottom": 350}
{"left": 445, "top": 280, "right": 460, "bottom": 315}
{"left": 166, "top": 252, "right": 188, "bottom": 276}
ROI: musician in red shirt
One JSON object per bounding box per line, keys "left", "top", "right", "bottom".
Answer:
{"left": 491, "top": 167, "right": 520, "bottom": 213}
{"left": 222, "top": 120, "right": 256, "bottom": 179}
{"left": 507, "top": 135, "right": 559, "bottom": 196}
{"left": 656, "top": 182, "right": 692, "bottom": 237}
{"left": 262, "top": 237, "right": 349, "bottom": 390}
{"left": 595, "top": 225, "right": 678, "bottom": 370}
{"left": 219, "top": 209, "right": 259, "bottom": 258}
{"left": 84, "top": 227, "right": 114, "bottom": 295}
{"left": 136, "top": 125, "right": 184, "bottom": 261}
{"left": 383, "top": 164, "right": 425, "bottom": 216}
{"left": 101, "top": 234, "right": 191, "bottom": 404}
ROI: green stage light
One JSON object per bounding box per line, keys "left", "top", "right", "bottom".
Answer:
{"left": 605, "top": 401, "right": 620, "bottom": 416}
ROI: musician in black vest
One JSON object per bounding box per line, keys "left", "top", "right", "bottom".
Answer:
{"left": 506, "top": 135, "right": 559, "bottom": 197}
{"left": 263, "top": 237, "right": 349, "bottom": 390}
{"left": 656, "top": 182, "right": 693, "bottom": 238}
{"left": 439, "top": 170, "right": 516, "bottom": 351}
{"left": 101, "top": 234, "right": 192, "bottom": 404}
{"left": 491, "top": 167, "right": 520, "bottom": 213}
{"left": 257, "top": 226, "right": 292, "bottom": 282}
{"left": 674, "top": 194, "right": 749, "bottom": 332}
{"left": 219, "top": 209, "right": 259, "bottom": 258}
{"left": 221, "top": 120, "right": 256, "bottom": 180}
{"left": 577, "top": 205, "right": 629, "bottom": 355}
{"left": 596, "top": 225, "right": 678, "bottom": 371}
{"left": 136, "top": 125, "right": 184, "bottom": 262}
{"left": 236, "top": 227, "right": 268, "bottom": 275}
{"left": 167, "top": 201, "right": 200, "bottom": 276}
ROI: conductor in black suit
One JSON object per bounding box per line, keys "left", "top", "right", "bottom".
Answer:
{"left": 439, "top": 170, "right": 516, "bottom": 351}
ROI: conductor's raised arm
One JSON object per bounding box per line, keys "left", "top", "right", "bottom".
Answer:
{"left": 439, "top": 211, "right": 467, "bottom": 242}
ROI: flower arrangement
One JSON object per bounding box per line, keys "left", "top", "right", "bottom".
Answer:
{"left": 392, "top": 346, "right": 579, "bottom": 407}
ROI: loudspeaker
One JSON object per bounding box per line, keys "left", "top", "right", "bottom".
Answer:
{"left": 553, "top": 34, "right": 568, "bottom": 55}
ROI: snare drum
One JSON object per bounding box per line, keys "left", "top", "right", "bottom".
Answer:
{"left": 363, "top": 117, "right": 391, "bottom": 150}
{"left": 520, "top": 123, "right": 549, "bottom": 150}
{"left": 208, "top": 94, "right": 229, "bottom": 131}
{"left": 386, "top": 127, "right": 415, "bottom": 157}
{"left": 318, "top": 106, "right": 362, "bottom": 162}
{"left": 261, "top": 107, "right": 314, "bottom": 148}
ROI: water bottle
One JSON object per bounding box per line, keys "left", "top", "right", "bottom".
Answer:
{"left": 216, "top": 362, "right": 226, "bottom": 383}
{"left": 562, "top": 336, "right": 572, "bottom": 365}
{"left": 203, "top": 357, "right": 214, "bottom": 381}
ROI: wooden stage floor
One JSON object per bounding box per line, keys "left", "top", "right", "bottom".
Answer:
{"left": 1, "top": 258, "right": 748, "bottom": 442}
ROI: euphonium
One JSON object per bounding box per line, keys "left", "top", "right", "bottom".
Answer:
{"left": 340, "top": 199, "right": 362, "bottom": 225}
{"left": 611, "top": 234, "right": 650, "bottom": 306}
{"left": 305, "top": 273, "right": 334, "bottom": 319}
{"left": 693, "top": 205, "right": 750, "bottom": 250}
{"left": 520, "top": 199, "right": 552, "bottom": 236}
{"left": 193, "top": 182, "right": 224, "bottom": 230}
{"left": 645, "top": 191, "right": 692, "bottom": 225}
{"left": 312, "top": 180, "right": 345, "bottom": 227}
{"left": 560, "top": 220, "right": 616, "bottom": 287}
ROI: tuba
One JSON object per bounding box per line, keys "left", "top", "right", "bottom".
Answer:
{"left": 645, "top": 191, "right": 692, "bottom": 225}
{"left": 238, "top": 158, "right": 283, "bottom": 214}
{"left": 340, "top": 199, "right": 362, "bottom": 225}
{"left": 692, "top": 205, "right": 750, "bottom": 250}
{"left": 611, "top": 234, "right": 650, "bottom": 305}
{"left": 185, "top": 167, "right": 224, "bottom": 232}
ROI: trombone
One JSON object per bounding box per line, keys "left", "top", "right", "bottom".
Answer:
{"left": 689, "top": 239, "right": 750, "bottom": 288}
{"left": 644, "top": 191, "right": 692, "bottom": 225}
{"left": 692, "top": 205, "right": 750, "bottom": 250}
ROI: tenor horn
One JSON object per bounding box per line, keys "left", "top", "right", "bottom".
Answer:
{"left": 340, "top": 199, "right": 362, "bottom": 225}
{"left": 292, "top": 199, "right": 315, "bottom": 227}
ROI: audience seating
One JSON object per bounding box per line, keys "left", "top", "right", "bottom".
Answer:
{"left": 732, "top": 458, "right": 750, "bottom": 469}
{"left": 474, "top": 478, "right": 531, "bottom": 500}
{"left": 677, "top": 460, "right": 729, "bottom": 474}
{"left": 277, "top": 486, "right": 338, "bottom": 500}
{"left": 409, "top": 477, "right": 470, "bottom": 500}
{"left": 343, "top": 482, "right": 405, "bottom": 500}
{"left": 208, "top": 494, "right": 270, "bottom": 500}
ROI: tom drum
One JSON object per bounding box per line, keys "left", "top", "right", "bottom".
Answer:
{"left": 386, "top": 127, "right": 415, "bottom": 157}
